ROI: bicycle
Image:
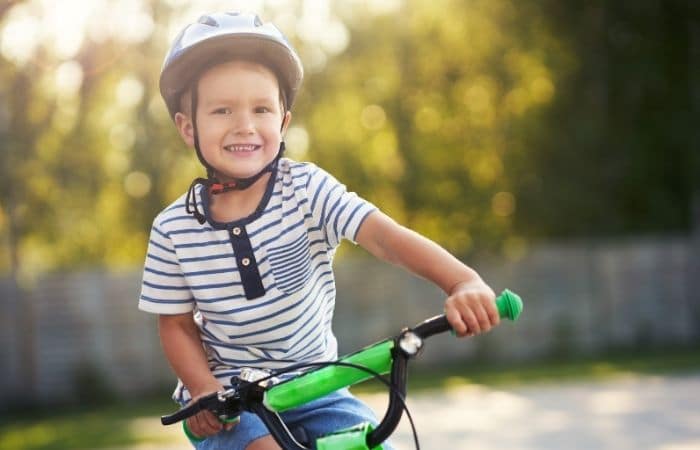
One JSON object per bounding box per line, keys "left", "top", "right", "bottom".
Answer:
{"left": 161, "top": 289, "right": 523, "bottom": 449}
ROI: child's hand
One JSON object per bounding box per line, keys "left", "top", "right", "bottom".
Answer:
{"left": 444, "top": 280, "right": 499, "bottom": 337}
{"left": 186, "top": 385, "right": 237, "bottom": 438}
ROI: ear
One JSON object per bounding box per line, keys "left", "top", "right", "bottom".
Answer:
{"left": 174, "top": 112, "right": 195, "bottom": 148}
{"left": 280, "top": 111, "right": 292, "bottom": 137}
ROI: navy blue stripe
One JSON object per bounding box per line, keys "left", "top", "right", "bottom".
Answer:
{"left": 207, "top": 353, "right": 275, "bottom": 365}
{"left": 164, "top": 202, "right": 186, "bottom": 213}
{"left": 263, "top": 201, "right": 283, "bottom": 216}
{"left": 292, "top": 338, "right": 326, "bottom": 362}
{"left": 183, "top": 254, "right": 270, "bottom": 279}
{"left": 306, "top": 166, "right": 321, "bottom": 190}
{"left": 278, "top": 273, "right": 311, "bottom": 294}
{"left": 195, "top": 280, "right": 282, "bottom": 305}
{"left": 293, "top": 312, "right": 334, "bottom": 356}
{"left": 325, "top": 192, "right": 345, "bottom": 231}
{"left": 274, "top": 259, "right": 310, "bottom": 284}
{"left": 152, "top": 227, "right": 169, "bottom": 239}
{"left": 180, "top": 253, "right": 234, "bottom": 263}
{"left": 175, "top": 239, "right": 231, "bottom": 249}
{"left": 206, "top": 295, "right": 302, "bottom": 329}
{"left": 169, "top": 227, "right": 217, "bottom": 236}
{"left": 143, "top": 280, "right": 191, "bottom": 291}
{"left": 319, "top": 184, "right": 341, "bottom": 228}
{"left": 204, "top": 339, "right": 270, "bottom": 353}
{"left": 258, "top": 216, "right": 307, "bottom": 247}
{"left": 309, "top": 171, "right": 328, "bottom": 213}
{"left": 144, "top": 267, "right": 184, "bottom": 278}
{"left": 341, "top": 202, "right": 367, "bottom": 237}
{"left": 353, "top": 208, "right": 377, "bottom": 241}
{"left": 250, "top": 204, "right": 310, "bottom": 238}
{"left": 286, "top": 299, "right": 330, "bottom": 352}
{"left": 149, "top": 239, "right": 176, "bottom": 254}
{"left": 331, "top": 198, "right": 350, "bottom": 239}
{"left": 295, "top": 317, "right": 334, "bottom": 361}
{"left": 146, "top": 253, "right": 178, "bottom": 266}
{"left": 140, "top": 294, "right": 193, "bottom": 304}
{"left": 161, "top": 214, "right": 197, "bottom": 226}
{"left": 267, "top": 232, "right": 308, "bottom": 258}
{"left": 272, "top": 281, "right": 334, "bottom": 349}
{"left": 224, "top": 281, "right": 334, "bottom": 343}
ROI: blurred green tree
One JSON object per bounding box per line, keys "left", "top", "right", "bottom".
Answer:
{"left": 0, "top": 0, "right": 696, "bottom": 280}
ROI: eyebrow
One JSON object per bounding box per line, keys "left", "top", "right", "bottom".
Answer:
{"left": 201, "top": 96, "right": 278, "bottom": 107}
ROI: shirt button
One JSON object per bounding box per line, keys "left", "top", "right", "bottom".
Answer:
{"left": 241, "top": 257, "right": 251, "bottom": 267}
{"left": 232, "top": 227, "right": 242, "bottom": 236}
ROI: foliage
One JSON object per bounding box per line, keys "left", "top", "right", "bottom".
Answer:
{"left": 0, "top": 0, "right": 696, "bottom": 277}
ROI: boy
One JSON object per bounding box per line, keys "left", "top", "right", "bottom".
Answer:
{"left": 139, "top": 11, "right": 499, "bottom": 450}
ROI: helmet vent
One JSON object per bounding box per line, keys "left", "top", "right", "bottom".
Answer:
{"left": 197, "top": 15, "right": 218, "bottom": 27}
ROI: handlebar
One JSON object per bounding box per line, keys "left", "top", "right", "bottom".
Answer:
{"left": 160, "top": 289, "right": 524, "bottom": 448}
{"left": 413, "top": 288, "right": 523, "bottom": 339}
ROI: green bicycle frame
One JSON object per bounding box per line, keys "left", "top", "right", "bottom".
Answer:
{"left": 264, "top": 339, "right": 395, "bottom": 412}
{"left": 259, "top": 289, "right": 523, "bottom": 449}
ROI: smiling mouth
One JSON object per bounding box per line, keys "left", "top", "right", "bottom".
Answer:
{"left": 223, "top": 144, "right": 260, "bottom": 153}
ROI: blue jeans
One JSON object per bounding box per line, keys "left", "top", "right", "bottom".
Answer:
{"left": 194, "top": 388, "right": 393, "bottom": 450}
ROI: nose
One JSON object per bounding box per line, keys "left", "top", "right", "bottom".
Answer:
{"left": 231, "top": 111, "right": 255, "bottom": 135}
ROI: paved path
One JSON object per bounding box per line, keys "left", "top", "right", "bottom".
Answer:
{"left": 360, "top": 373, "right": 700, "bottom": 450}
{"left": 124, "top": 373, "right": 700, "bottom": 450}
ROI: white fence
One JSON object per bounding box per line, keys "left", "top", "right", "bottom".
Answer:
{"left": 2, "top": 233, "right": 699, "bottom": 408}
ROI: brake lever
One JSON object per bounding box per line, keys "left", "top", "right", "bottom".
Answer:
{"left": 160, "top": 388, "right": 241, "bottom": 425}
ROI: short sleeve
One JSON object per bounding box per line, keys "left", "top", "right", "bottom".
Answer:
{"left": 305, "top": 165, "right": 377, "bottom": 248}
{"left": 138, "top": 222, "right": 195, "bottom": 314}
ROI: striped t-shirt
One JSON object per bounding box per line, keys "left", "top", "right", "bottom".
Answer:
{"left": 138, "top": 158, "right": 377, "bottom": 403}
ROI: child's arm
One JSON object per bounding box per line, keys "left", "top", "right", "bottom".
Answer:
{"left": 355, "top": 211, "right": 499, "bottom": 336}
{"left": 158, "top": 313, "right": 233, "bottom": 437}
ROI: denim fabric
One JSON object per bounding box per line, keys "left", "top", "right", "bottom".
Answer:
{"left": 194, "top": 388, "right": 394, "bottom": 450}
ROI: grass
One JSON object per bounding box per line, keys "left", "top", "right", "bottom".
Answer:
{"left": 0, "top": 395, "right": 184, "bottom": 450}
{"left": 2, "top": 346, "right": 699, "bottom": 450}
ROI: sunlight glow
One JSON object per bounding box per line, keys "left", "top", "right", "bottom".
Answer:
{"left": 39, "top": 0, "right": 95, "bottom": 59}
{"left": 297, "top": 0, "right": 349, "bottom": 55}
{"left": 588, "top": 389, "right": 641, "bottom": 415}
{"left": 360, "top": 104, "right": 387, "bottom": 130}
{"left": 55, "top": 61, "right": 84, "bottom": 99}
{"left": 365, "top": 0, "right": 402, "bottom": 15}
{"left": 1, "top": 0, "right": 154, "bottom": 65}
{"left": 124, "top": 171, "right": 152, "bottom": 198}
{"left": 106, "top": 0, "right": 154, "bottom": 44}
{"left": 0, "top": 8, "right": 41, "bottom": 65}
{"left": 110, "top": 123, "right": 137, "bottom": 152}
{"left": 116, "top": 76, "right": 145, "bottom": 109}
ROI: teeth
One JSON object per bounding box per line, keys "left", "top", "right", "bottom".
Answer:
{"left": 224, "top": 144, "right": 257, "bottom": 152}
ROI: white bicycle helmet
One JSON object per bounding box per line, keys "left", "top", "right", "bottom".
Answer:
{"left": 160, "top": 11, "right": 304, "bottom": 118}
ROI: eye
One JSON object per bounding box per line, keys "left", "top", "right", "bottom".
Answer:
{"left": 213, "top": 107, "right": 232, "bottom": 115}
{"left": 254, "top": 106, "right": 271, "bottom": 114}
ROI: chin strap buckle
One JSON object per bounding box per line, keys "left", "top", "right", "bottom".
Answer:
{"left": 210, "top": 182, "right": 238, "bottom": 194}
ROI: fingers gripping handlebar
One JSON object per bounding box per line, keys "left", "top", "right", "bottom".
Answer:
{"left": 413, "top": 289, "right": 523, "bottom": 339}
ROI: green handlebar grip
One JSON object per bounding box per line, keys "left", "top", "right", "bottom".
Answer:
{"left": 496, "top": 289, "right": 523, "bottom": 320}
{"left": 182, "top": 421, "right": 205, "bottom": 444}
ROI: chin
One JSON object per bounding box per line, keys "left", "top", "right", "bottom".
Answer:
{"left": 220, "top": 168, "right": 267, "bottom": 181}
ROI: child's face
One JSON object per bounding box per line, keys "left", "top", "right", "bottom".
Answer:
{"left": 176, "top": 60, "right": 290, "bottom": 182}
